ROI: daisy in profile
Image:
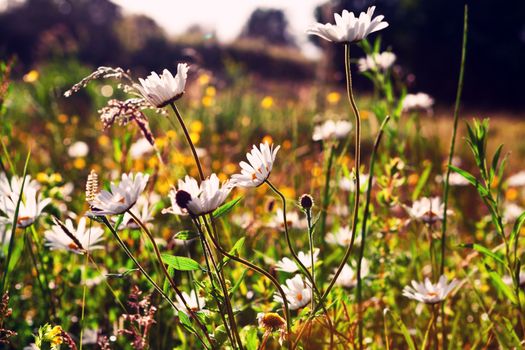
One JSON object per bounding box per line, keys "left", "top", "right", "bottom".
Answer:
{"left": 275, "top": 249, "right": 319, "bottom": 273}
{"left": 405, "top": 197, "right": 451, "bottom": 225}
{"left": 312, "top": 120, "right": 352, "bottom": 141}
{"left": 403, "top": 275, "right": 459, "bottom": 304}
{"left": 332, "top": 260, "right": 369, "bottom": 288}
{"left": 230, "top": 143, "right": 280, "bottom": 187}
{"left": 358, "top": 52, "right": 396, "bottom": 72}
{"left": 402, "top": 93, "right": 434, "bottom": 112}
{"left": 88, "top": 172, "right": 149, "bottom": 216}
{"left": 134, "top": 63, "right": 189, "bottom": 108}
{"left": 307, "top": 6, "right": 388, "bottom": 43}
{"left": 45, "top": 217, "right": 105, "bottom": 254}
{"left": 163, "top": 174, "right": 231, "bottom": 217}
{"left": 257, "top": 312, "right": 287, "bottom": 346}
{"left": 273, "top": 275, "right": 311, "bottom": 310}
{"left": 1, "top": 187, "right": 51, "bottom": 228}
{"left": 175, "top": 290, "right": 206, "bottom": 316}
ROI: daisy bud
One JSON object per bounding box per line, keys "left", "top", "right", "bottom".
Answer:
{"left": 299, "top": 194, "right": 314, "bottom": 210}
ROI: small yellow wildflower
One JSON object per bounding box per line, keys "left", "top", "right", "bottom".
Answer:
{"left": 205, "top": 86, "right": 216, "bottom": 97}
{"left": 189, "top": 132, "right": 200, "bottom": 144}
{"left": 23, "top": 70, "right": 39, "bottom": 83}
{"left": 261, "top": 96, "right": 274, "bottom": 109}
{"left": 98, "top": 135, "right": 110, "bottom": 147}
{"left": 202, "top": 95, "right": 214, "bottom": 107}
{"left": 198, "top": 73, "right": 211, "bottom": 85}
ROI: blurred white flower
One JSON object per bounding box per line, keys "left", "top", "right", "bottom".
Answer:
{"left": 507, "top": 171, "right": 525, "bottom": 187}
{"left": 307, "top": 6, "right": 388, "bottom": 43}
{"left": 175, "top": 290, "right": 206, "bottom": 315}
{"left": 339, "top": 173, "right": 369, "bottom": 192}
{"left": 435, "top": 172, "right": 469, "bottom": 186}
{"left": 129, "top": 138, "right": 155, "bottom": 159}
{"left": 504, "top": 202, "right": 524, "bottom": 223}
{"left": 119, "top": 193, "right": 160, "bottom": 229}
{"left": 164, "top": 174, "right": 231, "bottom": 216}
{"left": 312, "top": 120, "right": 352, "bottom": 141}
{"left": 0, "top": 172, "right": 40, "bottom": 199}
{"left": 89, "top": 172, "right": 149, "bottom": 216}
{"left": 503, "top": 271, "right": 525, "bottom": 288}
{"left": 332, "top": 260, "right": 369, "bottom": 288}
{"left": 273, "top": 275, "right": 312, "bottom": 310}
{"left": 358, "top": 52, "right": 396, "bottom": 72}
{"left": 134, "top": 63, "right": 189, "bottom": 107}
{"left": 0, "top": 221, "right": 11, "bottom": 247}
{"left": 267, "top": 209, "right": 307, "bottom": 230}
{"left": 326, "top": 225, "right": 360, "bottom": 246}
{"left": 45, "top": 217, "right": 104, "bottom": 254}
{"left": 402, "top": 93, "right": 434, "bottom": 112}
{"left": 275, "top": 249, "right": 319, "bottom": 273}
{"left": 67, "top": 141, "right": 89, "bottom": 158}
{"left": 406, "top": 197, "right": 451, "bottom": 225}
{"left": 230, "top": 143, "right": 280, "bottom": 187}
{"left": 0, "top": 187, "right": 51, "bottom": 228}
{"left": 403, "top": 275, "right": 458, "bottom": 304}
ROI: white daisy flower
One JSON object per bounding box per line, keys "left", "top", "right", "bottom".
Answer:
{"left": 312, "top": 120, "right": 352, "bottom": 142}
{"left": 134, "top": 63, "right": 189, "bottom": 108}
{"left": 164, "top": 174, "right": 231, "bottom": 217}
{"left": 307, "top": 6, "right": 388, "bottom": 43}
{"left": 88, "top": 172, "right": 149, "bottom": 216}
{"left": 406, "top": 197, "right": 451, "bottom": 225}
{"left": 273, "top": 275, "right": 312, "bottom": 310}
{"left": 175, "top": 290, "right": 206, "bottom": 316}
{"left": 267, "top": 209, "right": 307, "bottom": 230}
{"left": 0, "top": 187, "right": 51, "bottom": 228}
{"left": 507, "top": 171, "right": 525, "bottom": 187}
{"left": 0, "top": 172, "right": 40, "bottom": 199}
{"left": 332, "top": 260, "right": 369, "bottom": 288}
{"left": 339, "top": 173, "right": 369, "bottom": 192}
{"left": 230, "top": 143, "right": 280, "bottom": 187}
{"left": 357, "top": 52, "right": 396, "bottom": 72}
{"left": 435, "top": 172, "right": 469, "bottom": 186}
{"left": 275, "top": 249, "right": 319, "bottom": 273}
{"left": 403, "top": 275, "right": 459, "bottom": 304}
{"left": 325, "top": 225, "right": 361, "bottom": 246}
{"left": 129, "top": 138, "right": 155, "bottom": 159}
{"left": 45, "top": 217, "right": 105, "bottom": 254}
{"left": 67, "top": 141, "right": 89, "bottom": 158}
{"left": 402, "top": 93, "right": 434, "bottom": 112}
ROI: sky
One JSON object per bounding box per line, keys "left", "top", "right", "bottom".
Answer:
{"left": 110, "top": 0, "right": 326, "bottom": 58}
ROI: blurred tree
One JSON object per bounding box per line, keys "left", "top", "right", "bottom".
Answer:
{"left": 239, "top": 8, "right": 296, "bottom": 47}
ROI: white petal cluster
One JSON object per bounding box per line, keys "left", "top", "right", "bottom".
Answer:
{"left": 402, "top": 93, "right": 434, "bottom": 112}
{"left": 333, "top": 260, "right": 369, "bottom": 288}
{"left": 67, "top": 141, "right": 89, "bottom": 158}
{"left": 312, "top": 120, "right": 352, "bottom": 141}
{"left": 134, "top": 63, "right": 189, "bottom": 108}
{"left": 164, "top": 174, "right": 231, "bottom": 217}
{"left": 273, "top": 275, "right": 312, "bottom": 310}
{"left": 175, "top": 290, "right": 206, "bottom": 316}
{"left": 275, "top": 249, "right": 319, "bottom": 273}
{"left": 358, "top": 52, "right": 396, "bottom": 72}
{"left": 45, "top": 217, "right": 105, "bottom": 254}
{"left": 0, "top": 172, "right": 40, "bottom": 198}
{"left": 89, "top": 172, "right": 149, "bottom": 216}
{"left": 403, "top": 275, "right": 459, "bottom": 304}
{"left": 307, "top": 6, "right": 388, "bottom": 43}
{"left": 406, "top": 197, "right": 451, "bottom": 225}
{"left": 503, "top": 202, "right": 524, "bottom": 223}
{"left": 120, "top": 192, "right": 160, "bottom": 229}
{"left": 507, "top": 171, "right": 525, "bottom": 187}
{"left": 267, "top": 209, "right": 307, "bottom": 230}
{"left": 435, "top": 172, "right": 469, "bottom": 186}
{"left": 325, "top": 225, "right": 360, "bottom": 246}
{"left": 231, "top": 143, "right": 280, "bottom": 187}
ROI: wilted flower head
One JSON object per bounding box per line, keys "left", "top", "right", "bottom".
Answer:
{"left": 88, "top": 172, "right": 149, "bottom": 216}
{"left": 273, "top": 275, "right": 312, "bottom": 310}
{"left": 332, "top": 260, "right": 369, "bottom": 288}
{"left": 230, "top": 143, "right": 280, "bottom": 187}
{"left": 406, "top": 197, "right": 451, "bottom": 225}
{"left": 275, "top": 249, "right": 319, "bottom": 273}
{"left": 402, "top": 93, "right": 434, "bottom": 112}
{"left": 403, "top": 275, "right": 459, "bottom": 304}
{"left": 164, "top": 174, "right": 231, "bottom": 217}
{"left": 175, "top": 290, "right": 205, "bottom": 316}
{"left": 358, "top": 52, "right": 396, "bottom": 72}
{"left": 307, "top": 6, "right": 388, "bottom": 43}
{"left": 45, "top": 217, "right": 105, "bottom": 254}
{"left": 257, "top": 312, "right": 287, "bottom": 345}
{"left": 312, "top": 120, "right": 352, "bottom": 141}
{"left": 134, "top": 63, "right": 189, "bottom": 108}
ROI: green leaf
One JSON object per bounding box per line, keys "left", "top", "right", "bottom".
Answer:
{"left": 490, "top": 144, "right": 504, "bottom": 179}
{"left": 487, "top": 269, "right": 517, "bottom": 304}
{"left": 212, "top": 197, "right": 243, "bottom": 219}
{"left": 229, "top": 269, "right": 248, "bottom": 295}
{"left": 161, "top": 254, "right": 202, "bottom": 271}
{"left": 221, "top": 237, "right": 246, "bottom": 266}
{"left": 459, "top": 243, "right": 505, "bottom": 265}
{"left": 177, "top": 310, "right": 196, "bottom": 333}
{"left": 173, "top": 230, "right": 198, "bottom": 241}
{"left": 449, "top": 165, "right": 488, "bottom": 196}
{"left": 510, "top": 211, "right": 525, "bottom": 248}
{"left": 244, "top": 326, "right": 260, "bottom": 350}
{"left": 384, "top": 309, "right": 416, "bottom": 350}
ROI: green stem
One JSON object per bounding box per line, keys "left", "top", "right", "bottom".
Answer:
{"left": 356, "top": 116, "right": 390, "bottom": 350}
{"left": 306, "top": 208, "right": 315, "bottom": 310}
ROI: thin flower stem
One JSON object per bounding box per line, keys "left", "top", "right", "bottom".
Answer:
{"left": 203, "top": 222, "right": 293, "bottom": 350}
{"left": 126, "top": 211, "right": 214, "bottom": 346}
{"left": 79, "top": 255, "right": 89, "bottom": 350}
{"left": 306, "top": 208, "right": 315, "bottom": 310}
{"left": 356, "top": 115, "right": 390, "bottom": 350}
{"left": 440, "top": 6, "right": 468, "bottom": 348}
{"left": 169, "top": 103, "right": 205, "bottom": 181}
{"left": 321, "top": 43, "right": 361, "bottom": 301}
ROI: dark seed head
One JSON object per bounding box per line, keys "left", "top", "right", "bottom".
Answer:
{"left": 175, "top": 190, "right": 192, "bottom": 209}
{"left": 299, "top": 194, "right": 314, "bottom": 210}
